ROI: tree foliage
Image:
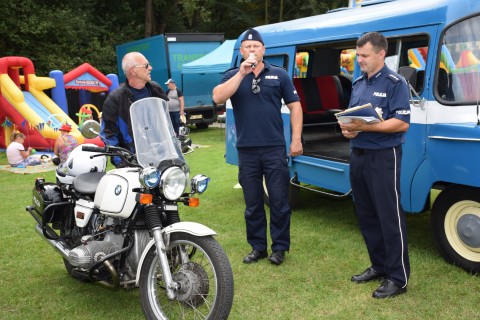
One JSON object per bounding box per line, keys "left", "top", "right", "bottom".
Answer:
{"left": 0, "top": 0, "right": 348, "bottom": 76}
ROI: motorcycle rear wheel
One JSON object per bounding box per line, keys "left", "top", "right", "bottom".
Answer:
{"left": 139, "top": 232, "right": 234, "bottom": 320}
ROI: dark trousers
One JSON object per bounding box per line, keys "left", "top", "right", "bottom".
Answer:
{"left": 169, "top": 111, "right": 180, "bottom": 136}
{"left": 237, "top": 146, "right": 291, "bottom": 252}
{"left": 350, "top": 146, "right": 410, "bottom": 287}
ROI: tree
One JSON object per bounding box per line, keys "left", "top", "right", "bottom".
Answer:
{"left": 0, "top": 0, "right": 349, "bottom": 76}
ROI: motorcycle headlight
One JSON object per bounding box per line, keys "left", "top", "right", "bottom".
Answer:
{"left": 139, "top": 167, "right": 160, "bottom": 188}
{"left": 191, "top": 175, "right": 210, "bottom": 194}
{"left": 160, "top": 167, "right": 187, "bottom": 200}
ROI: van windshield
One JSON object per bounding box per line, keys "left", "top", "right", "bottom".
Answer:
{"left": 438, "top": 15, "right": 480, "bottom": 104}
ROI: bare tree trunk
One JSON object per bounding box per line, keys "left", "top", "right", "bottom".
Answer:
{"left": 157, "top": 0, "right": 180, "bottom": 34}
{"left": 279, "top": 0, "right": 284, "bottom": 22}
{"left": 145, "top": 0, "right": 153, "bottom": 37}
{"left": 265, "top": 0, "right": 269, "bottom": 24}
{"left": 190, "top": 0, "right": 206, "bottom": 29}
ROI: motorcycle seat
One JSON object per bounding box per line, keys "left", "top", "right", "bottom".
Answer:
{"left": 73, "top": 172, "right": 106, "bottom": 195}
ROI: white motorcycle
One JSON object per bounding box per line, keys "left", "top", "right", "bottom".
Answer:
{"left": 26, "top": 97, "right": 234, "bottom": 319}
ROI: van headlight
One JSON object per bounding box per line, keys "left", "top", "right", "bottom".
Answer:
{"left": 191, "top": 175, "right": 210, "bottom": 194}
{"left": 139, "top": 167, "right": 160, "bottom": 188}
{"left": 160, "top": 167, "right": 187, "bottom": 200}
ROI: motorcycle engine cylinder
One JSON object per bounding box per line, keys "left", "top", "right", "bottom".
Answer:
{"left": 68, "top": 241, "right": 117, "bottom": 269}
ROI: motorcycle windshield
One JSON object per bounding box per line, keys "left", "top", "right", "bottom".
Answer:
{"left": 130, "top": 97, "right": 185, "bottom": 169}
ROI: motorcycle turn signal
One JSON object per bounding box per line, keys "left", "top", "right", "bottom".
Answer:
{"left": 181, "top": 197, "right": 200, "bottom": 207}
{"left": 136, "top": 193, "right": 153, "bottom": 204}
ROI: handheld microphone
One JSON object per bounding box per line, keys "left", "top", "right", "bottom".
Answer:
{"left": 249, "top": 53, "right": 256, "bottom": 69}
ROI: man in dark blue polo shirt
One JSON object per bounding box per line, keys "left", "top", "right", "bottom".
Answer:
{"left": 213, "top": 28, "right": 303, "bottom": 266}
{"left": 339, "top": 32, "right": 411, "bottom": 298}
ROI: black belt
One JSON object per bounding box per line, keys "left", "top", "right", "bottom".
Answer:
{"left": 352, "top": 146, "right": 400, "bottom": 155}
{"left": 351, "top": 147, "right": 369, "bottom": 155}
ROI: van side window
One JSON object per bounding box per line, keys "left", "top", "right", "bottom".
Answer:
{"left": 388, "top": 36, "right": 429, "bottom": 94}
{"left": 264, "top": 54, "right": 289, "bottom": 70}
{"left": 438, "top": 15, "right": 480, "bottom": 104}
{"left": 293, "top": 35, "right": 428, "bottom": 126}
{"left": 295, "top": 52, "right": 309, "bottom": 78}
{"left": 340, "top": 49, "right": 356, "bottom": 77}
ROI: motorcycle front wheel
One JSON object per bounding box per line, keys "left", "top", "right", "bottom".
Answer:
{"left": 139, "top": 232, "right": 234, "bottom": 320}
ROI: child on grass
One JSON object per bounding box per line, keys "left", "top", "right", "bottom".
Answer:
{"left": 6, "top": 131, "right": 41, "bottom": 167}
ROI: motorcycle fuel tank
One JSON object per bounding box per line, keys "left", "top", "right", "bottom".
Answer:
{"left": 94, "top": 169, "right": 141, "bottom": 218}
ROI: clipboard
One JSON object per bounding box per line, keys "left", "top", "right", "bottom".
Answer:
{"left": 335, "top": 103, "right": 384, "bottom": 123}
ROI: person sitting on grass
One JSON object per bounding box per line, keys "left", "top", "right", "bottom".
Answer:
{"left": 6, "top": 131, "right": 41, "bottom": 167}
{"left": 53, "top": 123, "right": 78, "bottom": 165}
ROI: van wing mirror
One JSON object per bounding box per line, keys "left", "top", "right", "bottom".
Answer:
{"left": 398, "top": 66, "right": 417, "bottom": 88}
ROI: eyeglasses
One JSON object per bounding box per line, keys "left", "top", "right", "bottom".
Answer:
{"left": 133, "top": 63, "right": 150, "bottom": 69}
{"left": 252, "top": 77, "right": 261, "bottom": 93}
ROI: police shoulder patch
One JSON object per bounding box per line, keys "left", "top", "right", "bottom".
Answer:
{"left": 352, "top": 75, "right": 364, "bottom": 85}
{"left": 224, "top": 66, "right": 239, "bottom": 74}
{"left": 270, "top": 63, "right": 287, "bottom": 71}
{"left": 386, "top": 73, "right": 401, "bottom": 83}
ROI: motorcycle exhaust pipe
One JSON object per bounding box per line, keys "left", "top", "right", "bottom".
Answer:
{"left": 35, "top": 224, "right": 70, "bottom": 259}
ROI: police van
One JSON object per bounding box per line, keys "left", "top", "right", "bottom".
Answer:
{"left": 225, "top": 0, "right": 480, "bottom": 273}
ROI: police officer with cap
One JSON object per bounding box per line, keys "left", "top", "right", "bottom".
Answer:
{"left": 339, "top": 32, "right": 411, "bottom": 298}
{"left": 213, "top": 28, "right": 303, "bottom": 265}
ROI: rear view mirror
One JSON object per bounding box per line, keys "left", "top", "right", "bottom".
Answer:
{"left": 80, "top": 120, "right": 101, "bottom": 139}
{"left": 398, "top": 66, "right": 417, "bottom": 88}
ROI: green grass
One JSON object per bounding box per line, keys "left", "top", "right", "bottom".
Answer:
{"left": 1, "top": 126, "right": 479, "bottom": 319}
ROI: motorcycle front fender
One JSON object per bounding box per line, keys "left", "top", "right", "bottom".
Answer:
{"left": 135, "top": 221, "right": 217, "bottom": 286}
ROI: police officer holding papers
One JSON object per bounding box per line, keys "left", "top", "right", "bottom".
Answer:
{"left": 339, "top": 32, "right": 411, "bottom": 298}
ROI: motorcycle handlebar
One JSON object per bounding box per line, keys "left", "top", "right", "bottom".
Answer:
{"left": 81, "top": 145, "right": 140, "bottom": 167}
{"left": 82, "top": 145, "right": 107, "bottom": 153}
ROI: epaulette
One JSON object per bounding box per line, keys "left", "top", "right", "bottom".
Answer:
{"left": 270, "top": 63, "right": 287, "bottom": 71}
{"left": 352, "top": 74, "right": 364, "bottom": 84}
{"left": 224, "top": 66, "right": 239, "bottom": 73}
{"left": 386, "top": 72, "right": 401, "bottom": 83}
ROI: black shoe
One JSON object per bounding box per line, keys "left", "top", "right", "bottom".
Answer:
{"left": 372, "top": 279, "right": 407, "bottom": 299}
{"left": 243, "top": 249, "right": 268, "bottom": 264}
{"left": 268, "top": 250, "right": 285, "bottom": 265}
{"left": 351, "top": 267, "right": 386, "bottom": 283}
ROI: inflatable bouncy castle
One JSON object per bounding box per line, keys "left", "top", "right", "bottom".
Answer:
{"left": 0, "top": 57, "right": 118, "bottom": 149}
{"left": 0, "top": 57, "right": 83, "bottom": 149}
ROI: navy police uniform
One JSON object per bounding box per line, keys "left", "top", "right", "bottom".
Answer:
{"left": 349, "top": 64, "right": 411, "bottom": 287}
{"left": 221, "top": 59, "right": 300, "bottom": 253}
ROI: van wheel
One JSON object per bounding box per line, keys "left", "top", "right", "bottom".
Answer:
{"left": 262, "top": 176, "right": 299, "bottom": 209}
{"left": 431, "top": 186, "right": 480, "bottom": 274}
{"left": 195, "top": 123, "right": 209, "bottom": 129}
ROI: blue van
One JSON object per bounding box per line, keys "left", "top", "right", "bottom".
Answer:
{"left": 225, "top": 0, "right": 480, "bottom": 273}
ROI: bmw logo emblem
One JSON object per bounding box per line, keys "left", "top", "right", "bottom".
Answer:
{"left": 115, "top": 185, "right": 122, "bottom": 195}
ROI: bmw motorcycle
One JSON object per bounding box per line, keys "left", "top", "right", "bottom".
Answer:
{"left": 26, "top": 97, "right": 234, "bottom": 319}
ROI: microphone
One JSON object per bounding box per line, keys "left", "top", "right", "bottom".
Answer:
{"left": 249, "top": 53, "right": 256, "bottom": 69}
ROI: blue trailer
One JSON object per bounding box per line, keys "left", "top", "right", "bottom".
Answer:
{"left": 182, "top": 40, "right": 235, "bottom": 125}
{"left": 116, "top": 33, "right": 224, "bottom": 128}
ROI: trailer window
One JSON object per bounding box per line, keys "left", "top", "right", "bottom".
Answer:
{"left": 438, "top": 15, "right": 480, "bottom": 104}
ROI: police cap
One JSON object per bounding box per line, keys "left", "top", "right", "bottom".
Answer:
{"left": 241, "top": 28, "right": 264, "bottom": 45}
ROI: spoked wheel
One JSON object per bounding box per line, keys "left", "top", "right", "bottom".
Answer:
{"left": 431, "top": 186, "right": 480, "bottom": 274}
{"left": 139, "top": 232, "right": 234, "bottom": 320}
